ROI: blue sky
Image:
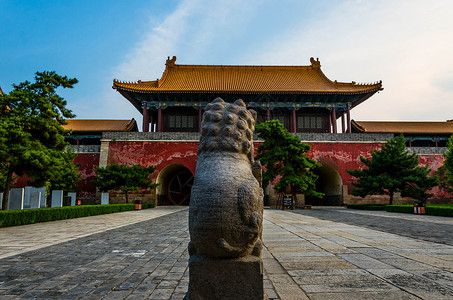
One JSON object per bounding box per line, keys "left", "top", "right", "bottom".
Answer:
{"left": 1, "top": 0, "right": 452, "bottom": 127}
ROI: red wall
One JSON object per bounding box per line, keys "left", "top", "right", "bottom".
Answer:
{"left": 22, "top": 140, "right": 445, "bottom": 202}
{"left": 103, "top": 140, "right": 451, "bottom": 200}
{"left": 419, "top": 154, "right": 451, "bottom": 199}
{"left": 107, "top": 141, "right": 199, "bottom": 176}
{"left": 307, "top": 142, "right": 383, "bottom": 192}
{"left": 74, "top": 153, "right": 100, "bottom": 200}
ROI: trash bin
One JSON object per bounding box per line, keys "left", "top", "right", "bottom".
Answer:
{"left": 135, "top": 200, "right": 142, "bottom": 210}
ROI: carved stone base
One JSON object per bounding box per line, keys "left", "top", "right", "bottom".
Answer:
{"left": 185, "top": 255, "right": 265, "bottom": 300}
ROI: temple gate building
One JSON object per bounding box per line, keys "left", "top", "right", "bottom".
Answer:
{"left": 15, "top": 57, "right": 449, "bottom": 206}
{"left": 5, "top": 58, "right": 452, "bottom": 205}
{"left": 113, "top": 56, "right": 383, "bottom": 134}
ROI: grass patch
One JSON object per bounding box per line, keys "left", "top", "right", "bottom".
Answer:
{"left": 0, "top": 203, "right": 155, "bottom": 228}
{"left": 347, "top": 204, "right": 453, "bottom": 217}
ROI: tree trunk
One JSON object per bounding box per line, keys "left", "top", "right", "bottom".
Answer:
{"left": 2, "top": 164, "right": 13, "bottom": 210}
{"left": 125, "top": 191, "right": 128, "bottom": 203}
{"left": 291, "top": 185, "right": 297, "bottom": 210}
{"left": 389, "top": 190, "right": 394, "bottom": 205}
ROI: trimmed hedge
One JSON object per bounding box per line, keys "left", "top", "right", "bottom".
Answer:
{"left": 142, "top": 203, "right": 155, "bottom": 209}
{"left": 425, "top": 206, "right": 453, "bottom": 217}
{"left": 384, "top": 205, "right": 415, "bottom": 214}
{"left": 0, "top": 203, "right": 155, "bottom": 228}
{"left": 346, "top": 204, "right": 387, "bottom": 211}
{"left": 347, "top": 204, "right": 453, "bottom": 217}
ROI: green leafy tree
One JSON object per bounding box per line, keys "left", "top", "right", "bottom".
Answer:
{"left": 255, "top": 120, "right": 323, "bottom": 205}
{"left": 92, "top": 164, "right": 159, "bottom": 203}
{"left": 48, "top": 149, "right": 81, "bottom": 192}
{"left": 347, "top": 135, "right": 438, "bottom": 205}
{"left": 441, "top": 135, "right": 453, "bottom": 191}
{"left": 0, "top": 71, "right": 78, "bottom": 210}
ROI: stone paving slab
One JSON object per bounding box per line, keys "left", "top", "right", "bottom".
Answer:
{"left": 0, "top": 207, "right": 453, "bottom": 299}
{"left": 265, "top": 208, "right": 453, "bottom": 300}
{"left": 294, "top": 207, "right": 453, "bottom": 246}
{"left": 0, "top": 207, "right": 186, "bottom": 259}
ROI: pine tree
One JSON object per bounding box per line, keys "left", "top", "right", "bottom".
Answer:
{"left": 347, "top": 135, "right": 438, "bottom": 205}
{"left": 48, "top": 149, "right": 81, "bottom": 192}
{"left": 92, "top": 164, "right": 159, "bottom": 203}
{"left": 255, "top": 120, "right": 323, "bottom": 205}
{"left": 0, "top": 72, "right": 78, "bottom": 210}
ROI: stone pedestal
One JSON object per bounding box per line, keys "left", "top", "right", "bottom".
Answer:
{"left": 8, "top": 188, "right": 24, "bottom": 210}
{"left": 29, "top": 191, "right": 41, "bottom": 209}
{"left": 186, "top": 255, "right": 264, "bottom": 300}
{"left": 38, "top": 187, "right": 47, "bottom": 208}
{"left": 68, "top": 192, "right": 77, "bottom": 206}
{"left": 38, "top": 187, "right": 47, "bottom": 207}
{"left": 24, "top": 186, "right": 33, "bottom": 208}
{"left": 101, "top": 192, "right": 109, "bottom": 205}
{"left": 51, "top": 190, "right": 63, "bottom": 207}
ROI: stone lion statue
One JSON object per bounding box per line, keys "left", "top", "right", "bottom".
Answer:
{"left": 188, "top": 97, "right": 264, "bottom": 259}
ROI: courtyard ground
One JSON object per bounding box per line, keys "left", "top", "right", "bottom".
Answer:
{"left": 0, "top": 206, "right": 452, "bottom": 299}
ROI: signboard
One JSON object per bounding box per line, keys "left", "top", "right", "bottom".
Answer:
{"left": 282, "top": 195, "right": 293, "bottom": 210}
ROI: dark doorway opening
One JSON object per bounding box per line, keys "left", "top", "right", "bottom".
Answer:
{"left": 157, "top": 164, "right": 194, "bottom": 206}
{"left": 306, "top": 164, "right": 343, "bottom": 206}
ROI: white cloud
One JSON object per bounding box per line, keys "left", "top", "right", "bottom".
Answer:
{"left": 251, "top": 0, "right": 453, "bottom": 121}
{"left": 104, "top": 0, "right": 453, "bottom": 126}
{"left": 106, "top": 0, "right": 258, "bottom": 126}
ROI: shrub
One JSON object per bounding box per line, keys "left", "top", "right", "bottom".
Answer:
{"left": 385, "top": 204, "right": 453, "bottom": 217}
{"left": 425, "top": 206, "right": 453, "bottom": 217}
{"left": 384, "top": 205, "right": 414, "bottom": 214}
{"left": 142, "top": 203, "right": 155, "bottom": 209}
{"left": 0, "top": 204, "right": 143, "bottom": 228}
{"left": 346, "top": 204, "right": 387, "bottom": 211}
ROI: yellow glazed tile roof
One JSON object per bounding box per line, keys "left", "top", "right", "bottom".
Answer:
{"left": 63, "top": 119, "right": 137, "bottom": 132}
{"left": 352, "top": 120, "right": 453, "bottom": 134}
{"left": 113, "top": 56, "right": 382, "bottom": 94}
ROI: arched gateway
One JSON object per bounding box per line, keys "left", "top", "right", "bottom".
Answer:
{"left": 157, "top": 164, "right": 194, "bottom": 206}
{"left": 307, "top": 164, "right": 343, "bottom": 206}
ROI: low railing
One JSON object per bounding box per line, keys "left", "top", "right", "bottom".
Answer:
{"left": 407, "top": 147, "right": 448, "bottom": 155}
{"left": 102, "top": 131, "right": 201, "bottom": 141}
{"left": 102, "top": 131, "right": 394, "bottom": 142}
{"left": 69, "top": 145, "right": 101, "bottom": 153}
{"left": 75, "top": 133, "right": 446, "bottom": 155}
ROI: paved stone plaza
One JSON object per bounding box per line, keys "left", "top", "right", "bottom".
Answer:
{"left": 0, "top": 207, "right": 452, "bottom": 299}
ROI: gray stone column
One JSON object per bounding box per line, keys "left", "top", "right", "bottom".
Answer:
{"left": 99, "top": 140, "right": 110, "bottom": 168}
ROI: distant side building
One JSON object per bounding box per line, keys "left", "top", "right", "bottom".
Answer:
{"left": 63, "top": 119, "right": 138, "bottom": 146}
{"left": 63, "top": 119, "right": 138, "bottom": 202}
{"left": 352, "top": 120, "right": 453, "bottom": 147}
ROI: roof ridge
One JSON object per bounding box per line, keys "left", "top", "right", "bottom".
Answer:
{"left": 112, "top": 56, "right": 383, "bottom": 94}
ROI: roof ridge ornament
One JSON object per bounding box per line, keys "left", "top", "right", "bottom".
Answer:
{"left": 166, "top": 56, "right": 177, "bottom": 68}
{"left": 310, "top": 57, "right": 321, "bottom": 68}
